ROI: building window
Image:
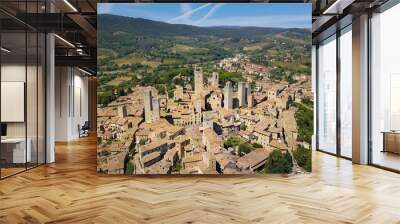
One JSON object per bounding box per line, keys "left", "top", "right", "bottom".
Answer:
{"left": 339, "top": 25, "right": 352, "bottom": 158}
{"left": 317, "top": 34, "right": 337, "bottom": 154}
{"left": 370, "top": 3, "right": 400, "bottom": 171}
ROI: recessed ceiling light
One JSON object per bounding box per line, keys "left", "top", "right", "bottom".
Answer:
{"left": 78, "top": 67, "right": 92, "bottom": 76}
{"left": 54, "top": 34, "right": 75, "bottom": 48}
{"left": 323, "top": 0, "right": 355, "bottom": 15}
{"left": 63, "top": 0, "right": 78, "bottom": 12}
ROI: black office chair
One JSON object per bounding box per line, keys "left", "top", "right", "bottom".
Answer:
{"left": 79, "top": 121, "right": 90, "bottom": 138}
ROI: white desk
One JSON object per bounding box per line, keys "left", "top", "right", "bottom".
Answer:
{"left": 1, "top": 138, "right": 31, "bottom": 163}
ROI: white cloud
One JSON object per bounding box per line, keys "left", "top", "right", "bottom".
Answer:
{"left": 196, "top": 3, "right": 225, "bottom": 25}
{"left": 179, "top": 3, "right": 192, "bottom": 23}
{"left": 168, "top": 3, "right": 212, "bottom": 23}
{"left": 180, "top": 3, "right": 192, "bottom": 14}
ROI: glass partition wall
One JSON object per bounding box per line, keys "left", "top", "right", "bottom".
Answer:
{"left": 0, "top": 3, "right": 46, "bottom": 179}
{"left": 316, "top": 25, "right": 352, "bottom": 159}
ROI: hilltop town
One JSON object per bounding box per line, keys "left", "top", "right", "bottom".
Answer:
{"left": 97, "top": 54, "right": 312, "bottom": 175}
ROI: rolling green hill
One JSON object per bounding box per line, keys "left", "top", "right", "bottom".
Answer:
{"left": 98, "top": 14, "right": 310, "bottom": 58}
{"left": 98, "top": 14, "right": 309, "bottom": 40}
{"left": 97, "top": 14, "right": 311, "bottom": 106}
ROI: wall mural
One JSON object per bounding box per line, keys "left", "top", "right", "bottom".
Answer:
{"left": 97, "top": 3, "right": 313, "bottom": 175}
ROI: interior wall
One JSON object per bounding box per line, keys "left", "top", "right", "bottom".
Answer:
{"left": 1, "top": 64, "right": 26, "bottom": 138}
{"left": 55, "top": 66, "right": 69, "bottom": 141}
{"left": 55, "top": 66, "right": 89, "bottom": 141}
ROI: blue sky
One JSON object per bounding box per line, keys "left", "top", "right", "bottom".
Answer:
{"left": 98, "top": 3, "right": 311, "bottom": 29}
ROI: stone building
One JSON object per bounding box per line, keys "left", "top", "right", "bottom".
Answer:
{"left": 194, "top": 67, "right": 204, "bottom": 95}
{"left": 238, "top": 81, "right": 247, "bottom": 107}
{"left": 143, "top": 89, "right": 160, "bottom": 123}
{"left": 224, "top": 81, "right": 233, "bottom": 109}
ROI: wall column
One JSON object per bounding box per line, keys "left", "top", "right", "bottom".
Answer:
{"left": 46, "top": 32, "right": 55, "bottom": 163}
{"left": 312, "top": 45, "right": 317, "bottom": 151}
{"left": 352, "top": 14, "right": 369, "bottom": 164}
{"left": 88, "top": 76, "right": 97, "bottom": 133}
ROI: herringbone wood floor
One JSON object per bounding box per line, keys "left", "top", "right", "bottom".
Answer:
{"left": 1, "top": 137, "right": 400, "bottom": 224}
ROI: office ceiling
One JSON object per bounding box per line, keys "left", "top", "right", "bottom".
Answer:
{"left": 0, "top": 0, "right": 98, "bottom": 73}
{"left": 312, "top": 0, "right": 390, "bottom": 41}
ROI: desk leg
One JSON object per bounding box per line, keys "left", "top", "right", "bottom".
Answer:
{"left": 382, "top": 133, "right": 386, "bottom": 153}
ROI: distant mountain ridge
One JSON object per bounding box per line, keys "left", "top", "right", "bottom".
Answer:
{"left": 98, "top": 14, "right": 310, "bottom": 39}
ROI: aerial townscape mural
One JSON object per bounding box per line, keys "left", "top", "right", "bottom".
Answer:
{"left": 96, "top": 3, "right": 313, "bottom": 175}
